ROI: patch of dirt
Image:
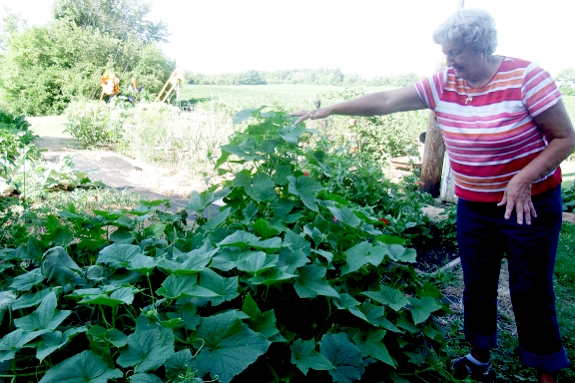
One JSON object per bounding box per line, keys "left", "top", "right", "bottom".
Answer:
{"left": 35, "top": 135, "right": 209, "bottom": 209}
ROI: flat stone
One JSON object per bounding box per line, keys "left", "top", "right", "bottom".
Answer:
{"left": 420, "top": 205, "right": 448, "bottom": 222}
{"left": 563, "top": 212, "right": 575, "bottom": 224}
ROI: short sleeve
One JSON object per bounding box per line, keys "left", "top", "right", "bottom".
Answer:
{"left": 413, "top": 70, "right": 447, "bottom": 111}
{"left": 521, "top": 64, "right": 561, "bottom": 117}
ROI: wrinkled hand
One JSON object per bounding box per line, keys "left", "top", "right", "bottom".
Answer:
{"left": 291, "top": 108, "right": 331, "bottom": 125}
{"left": 497, "top": 174, "right": 537, "bottom": 225}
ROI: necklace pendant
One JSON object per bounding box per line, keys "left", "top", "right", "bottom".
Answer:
{"left": 465, "top": 95, "right": 473, "bottom": 104}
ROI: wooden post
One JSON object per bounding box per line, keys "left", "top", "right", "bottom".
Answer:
{"left": 419, "top": 0, "right": 464, "bottom": 198}
{"left": 419, "top": 106, "right": 445, "bottom": 197}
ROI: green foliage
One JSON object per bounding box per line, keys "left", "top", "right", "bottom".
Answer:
{"left": 0, "top": 110, "right": 455, "bottom": 382}
{"left": 52, "top": 0, "right": 168, "bottom": 43}
{"left": 325, "top": 88, "right": 426, "bottom": 160}
{"left": 563, "top": 182, "right": 575, "bottom": 212}
{"left": 0, "top": 110, "right": 40, "bottom": 166}
{"left": 64, "top": 100, "right": 125, "bottom": 147}
{"left": 0, "top": 4, "right": 174, "bottom": 116}
{"left": 556, "top": 68, "right": 575, "bottom": 96}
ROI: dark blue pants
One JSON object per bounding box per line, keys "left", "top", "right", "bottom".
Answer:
{"left": 457, "top": 186, "right": 569, "bottom": 373}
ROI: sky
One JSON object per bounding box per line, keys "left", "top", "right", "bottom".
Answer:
{"left": 1, "top": 0, "right": 574, "bottom": 78}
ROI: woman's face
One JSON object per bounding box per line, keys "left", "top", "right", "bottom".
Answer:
{"left": 441, "top": 41, "right": 482, "bottom": 81}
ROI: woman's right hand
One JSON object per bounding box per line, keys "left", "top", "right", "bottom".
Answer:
{"left": 291, "top": 108, "right": 331, "bottom": 125}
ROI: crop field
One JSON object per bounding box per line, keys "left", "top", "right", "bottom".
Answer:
{"left": 178, "top": 84, "right": 397, "bottom": 112}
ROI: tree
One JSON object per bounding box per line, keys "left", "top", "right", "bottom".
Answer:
{"left": 52, "top": 0, "right": 168, "bottom": 43}
{"left": 0, "top": 3, "right": 174, "bottom": 116}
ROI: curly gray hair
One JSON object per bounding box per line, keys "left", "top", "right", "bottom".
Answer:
{"left": 433, "top": 9, "right": 498, "bottom": 55}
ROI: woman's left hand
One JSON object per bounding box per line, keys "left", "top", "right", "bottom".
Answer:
{"left": 497, "top": 174, "right": 537, "bottom": 225}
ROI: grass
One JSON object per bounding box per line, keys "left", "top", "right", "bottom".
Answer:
{"left": 179, "top": 84, "right": 397, "bottom": 112}
{"left": 26, "top": 115, "right": 69, "bottom": 137}
{"left": 441, "top": 223, "right": 575, "bottom": 382}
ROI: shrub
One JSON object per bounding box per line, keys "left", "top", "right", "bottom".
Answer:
{"left": 64, "top": 100, "right": 125, "bottom": 147}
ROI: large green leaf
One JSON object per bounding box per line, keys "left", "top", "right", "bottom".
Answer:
{"left": 0, "top": 291, "right": 16, "bottom": 324}
{"left": 238, "top": 173, "right": 277, "bottom": 203}
{"left": 277, "top": 249, "right": 310, "bottom": 274}
{"left": 287, "top": 176, "right": 323, "bottom": 212}
{"left": 319, "top": 333, "right": 364, "bottom": 383}
{"left": 198, "top": 268, "right": 239, "bottom": 306}
{"left": 41, "top": 247, "right": 81, "bottom": 286}
{"left": 0, "top": 329, "right": 49, "bottom": 362}
{"left": 232, "top": 251, "right": 278, "bottom": 276}
{"left": 186, "top": 187, "right": 230, "bottom": 213}
{"left": 36, "top": 327, "right": 87, "bottom": 362}
{"left": 9, "top": 268, "right": 45, "bottom": 291}
{"left": 157, "top": 252, "right": 212, "bottom": 275}
{"left": 241, "top": 294, "right": 279, "bottom": 339}
{"left": 14, "top": 292, "right": 72, "bottom": 331}
{"left": 361, "top": 286, "right": 409, "bottom": 312}
{"left": 12, "top": 288, "right": 55, "bottom": 310}
{"left": 252, "top": 218, "right": 280, "bottom": 239}
{"left": 386, "top": 244, "right": 417, "bottom": 264}
{"left": 128, "top": 254, "right": 160, "bottom": 274}
{"left": 79, "top": 287, "right": 138, "bottom": 308}
{"left": 164, "top": 349, "right": 196, "bottom": 380}
{"left": 351, "top": 329, "right": 396, "bottom": 368}
{"left": 217, "top": 230, "right": 260, "bottom": 249}
{"left": 117, "top": 316, "right": 175, "bottom": 373}
{"left": 194, "top": 311, "right": 271, "bottom": 383}
{"left": 278, "top": 125, "right": 307, "bottom": 145}
{"left": 341, "top": 242, "right": 388, "bottom": 275}
{"left": 97, "top": 244, "right": 142, "bottom": 268}
{"left": 328, "top": 206, "right": 361, "bottom": 228}
{"left": 203, "top": 207, "right": 231, "bottom": 231}
{"left": 166, "top": 303, "right": 202, "bottom": 331}
{"left": 408, "top": 297, "right": 442, "bottom": 325}
{"left": 38, "top": 350, "right": 123, "bottom": 383}
{"left": 357, "top": 302, "right": 401, "bottom": 332}
{"left": 248, "top": 267, "right": 296, "bottom": 286}
{"left": 290, "top": 339, "right": 335, "bottom": 376}
{"left": 294, "top": 264, "right": 339, "bottom": 299}
{"left": 333, "top": 294, "right": 368, "bottom": 322}
{"left": 156, "top": 274, "right": 219, "bottom": 300}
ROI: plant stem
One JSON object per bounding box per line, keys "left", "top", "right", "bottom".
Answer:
{"left": 99, "top": 305, "right": 110, "bottom": 330}
{"left": 0, "top": 372, "right": 48, "bottom": 378}
{"left": 146, "top": 273, "right": 155, "bottom": 308}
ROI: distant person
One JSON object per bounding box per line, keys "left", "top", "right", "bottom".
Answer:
{"left": 292, "top": 8, "right": 575, "bottom": 383}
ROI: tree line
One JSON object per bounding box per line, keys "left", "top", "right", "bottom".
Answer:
{"left": 185, "top": 69, "right": 424, "bottom": 87}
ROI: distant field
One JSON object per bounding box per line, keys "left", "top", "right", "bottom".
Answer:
{"left": 179, "top": 84, "right": 397, "bottom": 112}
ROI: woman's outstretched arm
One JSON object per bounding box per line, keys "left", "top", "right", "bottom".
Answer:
{"left": 291, "top": 85, "right": 428, "bottom": 124}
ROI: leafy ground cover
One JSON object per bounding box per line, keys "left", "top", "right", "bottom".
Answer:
{"left": 0, "top": 109, "right": 462, "bottom": 383}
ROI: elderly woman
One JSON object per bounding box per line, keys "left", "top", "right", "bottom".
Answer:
{"left": 292, "top": 8, "right": 574, "bottom": 383}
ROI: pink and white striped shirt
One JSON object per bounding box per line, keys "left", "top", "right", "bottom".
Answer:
{"left": 414, "top": 57, "right": 562, "bottom": 202}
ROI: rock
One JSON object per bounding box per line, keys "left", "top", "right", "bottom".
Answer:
{"left": 420, "top": 205, "right": 448, "bottom": 222}
{"left": 563, "top": 212, "right": 575, "bottom": 224}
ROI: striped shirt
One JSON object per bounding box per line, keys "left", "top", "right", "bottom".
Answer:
{"left": 414, "top": 57, "right": 562, "bottom": 202}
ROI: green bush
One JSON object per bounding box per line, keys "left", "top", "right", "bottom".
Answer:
{"left": 0, "top": 110, "right": 40, "bottom": 165}
{"left": 64, "top": 100, "right": 125, "bottom": 147}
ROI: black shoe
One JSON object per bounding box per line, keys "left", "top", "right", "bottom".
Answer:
{"left": 452, "top": 354, "right": 495, "bottom": 382}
